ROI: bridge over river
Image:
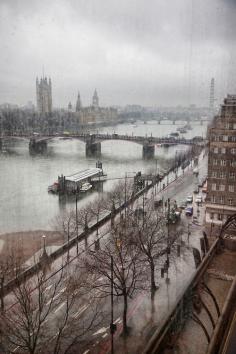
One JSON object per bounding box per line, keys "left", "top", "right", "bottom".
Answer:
{"left": 1, "top": 133, "right": 204, "bottom": 158}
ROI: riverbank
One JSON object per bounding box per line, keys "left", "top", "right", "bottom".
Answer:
{"left": 0, "top": 230, "right": 64, "bottom": 263}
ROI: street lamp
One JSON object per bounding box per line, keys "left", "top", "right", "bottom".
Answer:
{"left": 175, "top": 149, "right": 185, "bottom": 180}
{"left": 42, "top": 234, "right": 47, "bottom": 255}
{"left": 166, "top": 198, "right": 170, "bottom": 284}
{"left": 124, "top": 171, "right": 136, "bottom": 218}
{"left": 110, "top": 256, "right": 117, "bottom": 354}
{"left": 75, "top": 193, "right": 79, "bottom": 255}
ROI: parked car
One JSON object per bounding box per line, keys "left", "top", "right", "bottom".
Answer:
{"left": 202, "top": 181, "right": 207, "bottom": 193}
{"left": 186, "top": 195, "right": 193, "bottom": 203}
{"left": 167, "top": 211, "right": 181, "bottom": 224}
{"left": 185, "top": 206, "right": 193, "bottom": 216}
{"left": 179, "top": 200, "right": 187, "bottom": 209}
{"left": 193, "top": 186, "right": 199, "bottom": 194}
{"left": 196, "top": 195, "right": 203, "bottom": 204}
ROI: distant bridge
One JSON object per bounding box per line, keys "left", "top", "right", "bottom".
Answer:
{"left": 28, "top": 133, "right": 205, "bottom": 158}
{"left": 0, "top": 132, "right": 205, "bottom": 158}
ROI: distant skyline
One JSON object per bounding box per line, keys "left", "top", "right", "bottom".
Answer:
{"left": 0, "top": 0, "right": 235, "bottom": 107}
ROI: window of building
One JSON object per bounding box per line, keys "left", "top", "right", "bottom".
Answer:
{"left": 229, "top": 185, "right": 234, "bottom": 192}
{"left": 219, "top": 184, "right": 225, "bottom": 191}
{"left": 214, "top": 147, "right": 218, "bottom": 153}
{"left": 230, "top": 160, "right": 236, "bottom": 167}
{"left": 228, "top": 199, "right": 233, "bottom": 206}
{"left": 231, "top": 148, "right": 236, "bottom": 154}
{"left": 220, "top": 160, "right": 226, "bottom": 166}
{"left": 213, "top": 159, "right": 218, "bottom": 166}
{"left": 221, "top": 147, "right": 226, "bottom": 154}
{"left": 211, "top": 183, "right": 217, "bottom": 191}
{"left": 218, "top": 214, "right": 223, "bottom": 221}
{"left": 223, "top": 135, "right": 228, "bottom": 142}
{"left": 219, "top": 171, "right": 226, "bottom": 179}
{"left": 210, "top": 213, "right": 214, "bottom": 220}
{"left": 231, "top": 136, "right": 236, "bottom": 142}
{"left": 225, "top": 123, "right": 230, "bottom": 129}
{"left": 212, "top": 171, "right": 217, "bottom": 178}
{"left": 219, "top": 196, "right": 225, "bottom": 204}
{"left": 211, "top": 196, "right": 216, "bottom": 203}
{"left": 233, "top": 123, "right": 236, "bottom": 129}
{"left": 212, "top": 135, "right": 220, "bottom": 142}
{"left": 229, "top": 172, "right": 235, "bottom": 179}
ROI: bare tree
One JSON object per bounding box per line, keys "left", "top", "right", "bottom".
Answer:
{"left": 104, "top": 179, "right": 134, "bottom": 215}
{"left": 0, "top": 264, "right": 102, "bottom": 354}
{"left": 76, "top": 204, "right": 94, "bottom": 248}
{"left": 127, "top": 196, "right": 182, "bottom": 301}
{"left": 0, "top": 241, "right": 24, "bottom": 312}
{"left": 129, "top": 204, "right": 167, "bottom": 300}
{"left": 89, "top": 196, "right": 106, "bottom": 240}
{"left": 84, "top": 226, "right": 145, "bottom": 336}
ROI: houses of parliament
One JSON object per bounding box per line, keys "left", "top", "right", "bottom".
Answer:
{"left": 36, "top": 76, "right": 117, "bottom": 124}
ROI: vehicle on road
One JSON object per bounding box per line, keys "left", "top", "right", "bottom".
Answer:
{"left": 185, "top": 206, "right": 193, "bottom": 216}
{"left": 196, "top": 195, "right": 203, "bottom": 204}
{"left": 193, "top": 186, "right": 199, "bottom": 194}
{"left": 170, "top": 132, "right": 179, "bottom": 137}
{"left": 167, "top": 210, "right": 181, "bottom": 224}
{"left": 179, "top": 200, "right": 187, "bottom": 209}
{"left": 186, "top": 195, "right": 193, "bottom": 203}
{"left": 198, "top": 176, "right": 207, "bottom": 187}
{"left": 202, "top": 181, "right": 207, "bottom": 193}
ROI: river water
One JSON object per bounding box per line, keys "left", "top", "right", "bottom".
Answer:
{"left": 0, "top": 120, "right": 207, "bottom": 233}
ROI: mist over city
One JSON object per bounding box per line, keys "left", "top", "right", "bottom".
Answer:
{"left": 0, "top": 0, "right": 236, "bottom": 107}
{"left": 0, "top": 1, "right": 236, "bottom": 354}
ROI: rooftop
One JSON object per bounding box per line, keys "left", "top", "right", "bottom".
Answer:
{"left": 65, "top": 168, "right": 102, "bottom": 183}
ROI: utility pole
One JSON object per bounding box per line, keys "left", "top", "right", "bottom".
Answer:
{"left": 187, "top": 222, "right": 191, "bottom": 246}
{"left": 110, "top": 256, "right": 116, "bottom": 353}
{"left": 76, "top": 193, "right": 79, "bottom": 255}
{"left": 124, "top": 173, "right": 127, "bottom": 220}
{"left": 166, "top": 198, "right": 170, "bottom": 284}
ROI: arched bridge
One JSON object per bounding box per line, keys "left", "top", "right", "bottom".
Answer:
{"left": 28, "top": 132, "right": 204, "bottom": 158}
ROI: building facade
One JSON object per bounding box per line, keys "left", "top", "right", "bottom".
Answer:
{"left": 36, "top": 77, "right": 52, "bottom": 114}
{"left": 205, "top": 95, "right": 236, "bottom": 236}
{"left": 74, "top": 89, "right": 118, "bottom": 125}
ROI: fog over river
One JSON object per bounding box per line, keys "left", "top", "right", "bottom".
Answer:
{"left": 0, "top": 120, "right": 207, "bottom": 233}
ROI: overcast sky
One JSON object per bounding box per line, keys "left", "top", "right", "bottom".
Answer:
{"left": 0, "top": 0, "right": 235, "bottom": 107}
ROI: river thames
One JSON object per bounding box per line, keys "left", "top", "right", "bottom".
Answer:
{"left": 0, "top": 120, "right": 207, "bottom": 233}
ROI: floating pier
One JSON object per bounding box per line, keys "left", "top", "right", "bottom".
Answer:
{"left": 49, "top": 162, "right": 107, "bottom": 195}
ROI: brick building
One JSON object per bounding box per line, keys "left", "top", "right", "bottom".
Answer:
{"left": 205, "top": 95, "right": 236, "bottom": 236}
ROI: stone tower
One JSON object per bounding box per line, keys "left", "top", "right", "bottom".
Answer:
{"left": 76, "top": 91, "right": 82, "bottom": 112}
{"left": 92, "top": 89, "right": 99, "bottom": 108}
{"left": 36, "top": 76, "right": 52, "bottom": 114}
{"left": 68, "top": 102, "right": 72, "bottom": 111}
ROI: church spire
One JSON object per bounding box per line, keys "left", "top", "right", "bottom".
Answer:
{"left": 76, "top": 91, "right": 82, "bottom": 112}
{"left": 92, "top": 89, "right": 99, "bottom": 108}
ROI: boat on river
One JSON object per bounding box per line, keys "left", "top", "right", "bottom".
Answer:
{"left": 170, "top": 132, "right": 179, "bottom": 137}
{"left": 178, "top": 128, "right": 187, "bottom": 134}
{"left": 80, "top": 182, "right": 93, "bottom": 192}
